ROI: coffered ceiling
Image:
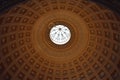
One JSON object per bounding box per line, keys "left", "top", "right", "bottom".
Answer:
{"left": 0, "top": 0, "right": 120, "bottom": 80}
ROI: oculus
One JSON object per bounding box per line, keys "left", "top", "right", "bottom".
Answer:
{"left": 49, "top": 25, "right": 71, "bottom": 45}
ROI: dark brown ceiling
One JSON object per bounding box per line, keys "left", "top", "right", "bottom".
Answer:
{"left": 0, "top": 0, "right": 120, "bottom": 80}
{"left": 0, "top": 0, "right": 120, "bottom": 14}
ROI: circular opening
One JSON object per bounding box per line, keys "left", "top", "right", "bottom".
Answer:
{"left": 50, "top": 25, "right": 71, "bottom": 45}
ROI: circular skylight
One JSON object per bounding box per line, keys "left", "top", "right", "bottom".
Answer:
{"left": 50, "top": 25, "right": 71, "bottom": 45}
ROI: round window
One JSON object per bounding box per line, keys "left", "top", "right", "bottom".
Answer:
{"left": 49, "top": 25, "right": 71, "bottom": 45}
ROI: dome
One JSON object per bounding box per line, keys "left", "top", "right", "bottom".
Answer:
{"left": 0, "top": 0, "right": 120, "bottom": 80}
